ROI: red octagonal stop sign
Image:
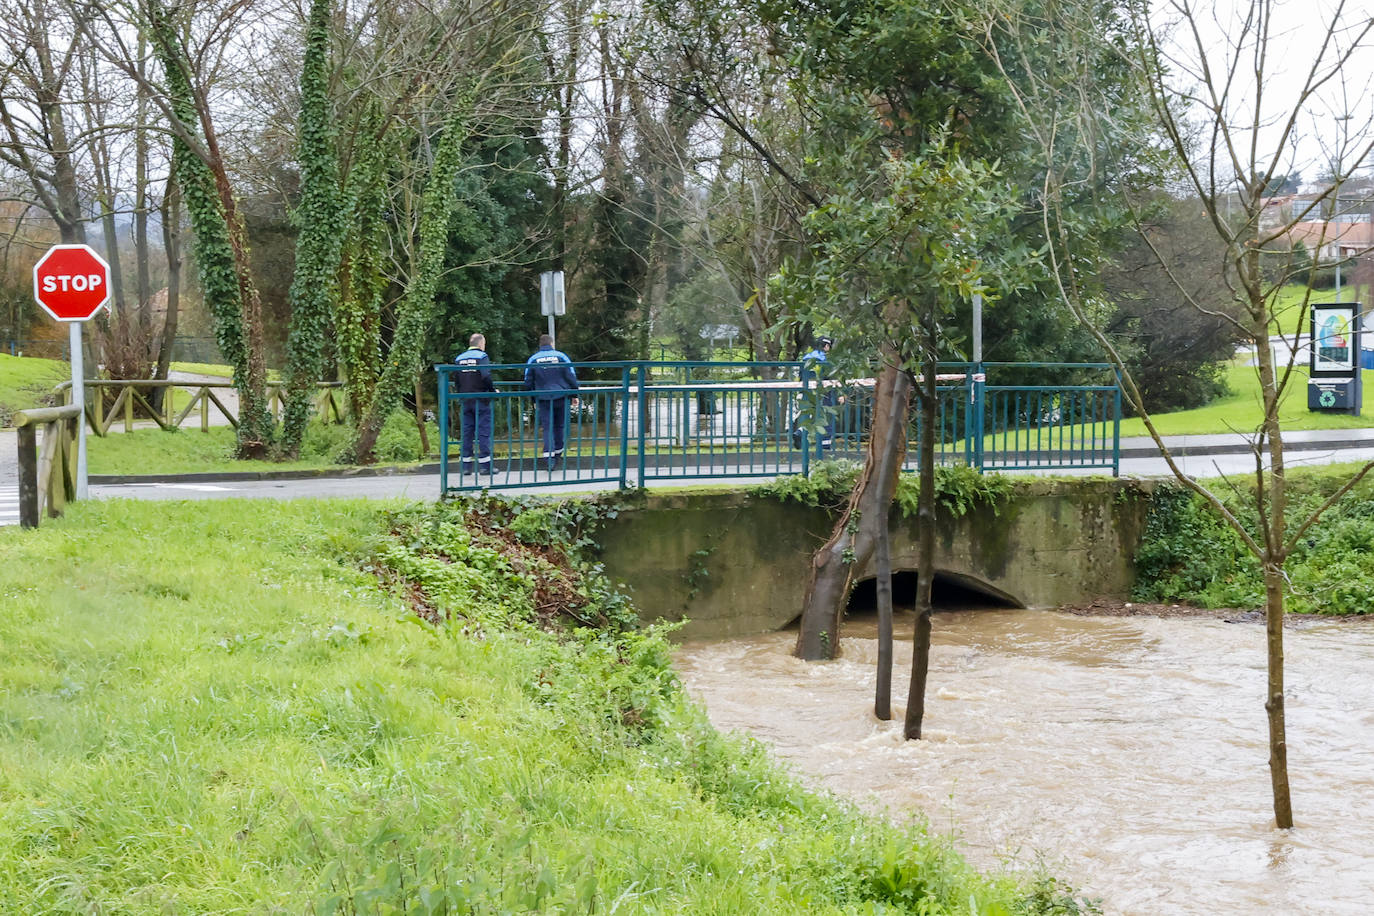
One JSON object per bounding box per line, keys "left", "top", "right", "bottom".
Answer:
{"left": 33, "top": 244, "right": 111, "bottom": 322}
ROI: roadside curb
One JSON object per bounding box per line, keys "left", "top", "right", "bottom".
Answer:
{"left": 1118, "top": 434, "right": 1374, "bottom": 460}
{"left": 90, "top": 462, "right": 440, "bottom": 485}
{"left": 78, "top": 433, "right": 1374, "bottom": 485}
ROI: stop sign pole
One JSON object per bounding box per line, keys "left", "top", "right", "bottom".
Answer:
{"left": 32, "top": 244, "right": 112, "bottom": 499}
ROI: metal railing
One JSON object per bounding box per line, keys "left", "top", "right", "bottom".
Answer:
{"left": 437, "top": 361, "right": 1121, "bottom": 494}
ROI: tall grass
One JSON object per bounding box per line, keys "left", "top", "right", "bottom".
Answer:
{"left": 0, "top": 499, "right": 1085, "bottom": 913}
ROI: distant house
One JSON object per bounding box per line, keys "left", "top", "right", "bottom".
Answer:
{"left": 1284, "top": 220, "right": 1374, "bottom": 265}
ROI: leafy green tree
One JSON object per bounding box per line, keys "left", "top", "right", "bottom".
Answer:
{"left": 427, "top": 128, "right": 549, "bottom": 368}
{"left": 350, "top": 109, "right": 469, "bottom": 463}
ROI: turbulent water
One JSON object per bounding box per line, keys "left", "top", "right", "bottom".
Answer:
{"left": 673, "top": 609, "right": 1374, "bottom": 915}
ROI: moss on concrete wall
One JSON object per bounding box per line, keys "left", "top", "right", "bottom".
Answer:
{"left": 594, "top": 478, "right": 1157, "bottom": 640}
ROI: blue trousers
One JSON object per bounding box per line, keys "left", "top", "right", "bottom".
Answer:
{"left": 460, "top": 399, "right": 493, "bottom": 468}
{"left": 534, "top": 397, "right": 568, "bottom": 457}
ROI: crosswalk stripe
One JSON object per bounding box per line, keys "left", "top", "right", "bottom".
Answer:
{"left": 0, "top": 486, "right": 20, "bottom": 527}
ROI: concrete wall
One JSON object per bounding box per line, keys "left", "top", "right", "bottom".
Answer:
{"left": 594, "top": 479, "right": 1154, "bottom": 640}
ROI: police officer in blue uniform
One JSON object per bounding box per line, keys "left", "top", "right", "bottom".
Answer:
{"left": 524, "top": 333, "right": 579, "bottom": 469}
{"left": 800, "top": 336, "right": 836, "bottom": 457}
{"left": 453, "top": 332, "right": 496, "bottom": 476}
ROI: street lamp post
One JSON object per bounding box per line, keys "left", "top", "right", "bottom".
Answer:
{"left": 1334, "top": 113, "right": 1354, "bottom": 297}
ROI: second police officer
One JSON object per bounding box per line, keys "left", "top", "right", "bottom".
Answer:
{"left": 525, "top": 333, "right": 579, "bottom": 470}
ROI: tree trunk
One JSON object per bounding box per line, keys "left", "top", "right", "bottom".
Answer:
{"left": 414, "top": 375, "right": 431, "bottom": 456}
{"left": 1264, "top": 562, "right": 1294, "bottom": 828}
{"left": 795, "top": 357, "right": 910, "bottom": 660}
{"left": 873, "top": 364, "right": 909, "bottom": 719}
{"left": 154, "top": 174, "right": 182, "bottom": 397}
{"left": 903, "top": 343, "right": 939, "bottom": 740}
{"left": 874, "top": 502, "right": 894, "bottom": 720}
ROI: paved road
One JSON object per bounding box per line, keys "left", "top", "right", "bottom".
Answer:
{"left": 8, "top": 424, "right": 1374, "bottom": 528}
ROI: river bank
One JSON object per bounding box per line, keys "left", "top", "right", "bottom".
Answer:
{"left": 0, "top": 498, "right": 1086, "bottom": 913}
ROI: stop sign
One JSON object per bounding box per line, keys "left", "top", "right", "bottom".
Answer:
{"left": 33, "top": 244, "right": 111, "bottom": 322}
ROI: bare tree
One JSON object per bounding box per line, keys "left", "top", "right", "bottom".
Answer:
{"left": 981, "top": 0, "right": 1374, "bottom": 828}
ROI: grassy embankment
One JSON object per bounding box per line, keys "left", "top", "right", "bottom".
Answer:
{"left": 1135, "top": 462, "right": 1374, "bottom": 614}
{"left": 0, "top": 497, "right": 1088, "bottom": 914}
{"left": 0, "top": 353, "right": 70, "bottom": 426}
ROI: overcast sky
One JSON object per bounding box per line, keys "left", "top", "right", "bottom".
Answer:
{"left": 1153, "top": 0, "right": 1374, "bottom": 189}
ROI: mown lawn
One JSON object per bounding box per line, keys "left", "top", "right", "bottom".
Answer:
{"left": 1119, "top": 358, "right": 1374, "bottom": 438}
{"left": 0, "top": 499, "right": 1078, "bottom": 913}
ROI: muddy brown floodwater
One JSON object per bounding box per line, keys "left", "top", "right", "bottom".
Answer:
{"left": 673, "top": 608, "right": 1374, "bottom": 915}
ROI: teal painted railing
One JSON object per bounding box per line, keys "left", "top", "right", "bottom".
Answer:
{"left": 436, "top": 361, "right": 1120, "bottom": 494}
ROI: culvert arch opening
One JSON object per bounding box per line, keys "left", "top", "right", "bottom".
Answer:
{"left": 845, "top": 570, "right": 1021, "bottom": 618}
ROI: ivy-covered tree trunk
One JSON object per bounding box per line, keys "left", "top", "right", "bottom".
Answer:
{"left": 336, "top": 136, "right": 387, "bottom": 422}
{"left": 150, "top": 0, "right": 273, "bottom": 457}
{"left": 154, "top": 174, "right": 182, "bottom": 404}
{"left": 794, "top": 353, "right": 910, "bottom": 660}
{"left": 279, "top": 0, "right": 345, "bottom": 458}
{"left": 350, "top": 111, "right": 467, "bottom": 464}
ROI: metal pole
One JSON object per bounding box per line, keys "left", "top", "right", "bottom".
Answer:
{"left": 437, "top": 367, "right": 449, "bottom": 496}
{"left": 972, "top": 293, "right": 983, "bottom": 363}
{"left": 972, "top": 293, "right": 985, "bottom": 473}
{"left": 548, "top": 314, "right": 555, "bottom": 343}
{"left": 70, "top": 321, "right": 87, "bottom": 499}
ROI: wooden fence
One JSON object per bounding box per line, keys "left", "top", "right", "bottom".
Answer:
{"left": 54, "top": 380, "right": 346, "bottom": 436}
{"left": 13, "top": 404, "right": 82, "bottom": 527}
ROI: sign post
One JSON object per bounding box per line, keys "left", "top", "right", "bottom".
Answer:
{"left": 540, "top": 270, "right": 565, "bottom": 342}
{"left": 32, "top": 244, "right": 112, "bottom": 498}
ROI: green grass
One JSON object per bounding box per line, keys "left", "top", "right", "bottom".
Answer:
{"left": 1119, "top": 358, "right": 1374, "bottom": 438}
{"left": 0, "top": 499, "right": 1079, "bottom": 913}
{"left": 168, "top": 362, "right": 284, "bottom": 381}
{"left": 0, "top": 353, "right": 70, "bottom": 426}
{"left": 86, "top": 426, "right": 353, "bottom": 475}
{"left": 86, "top": 413, "right": 438, "bottom": 475}
{"left": 1270, "top": 283, "right": 1348, "bottom": 339}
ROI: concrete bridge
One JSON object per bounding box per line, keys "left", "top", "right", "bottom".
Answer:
{"left": 595, "top": 478, "right": 1154, "bottom": 640}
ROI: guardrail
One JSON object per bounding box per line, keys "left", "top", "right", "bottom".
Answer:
{"left": 13, "top": 404, "right": 82, "bottom": 527}
{"left": 53, "top": 379, "right": 346, "bottom": 435}
{"left": 437, "top": 361, "right": 1121, "bottom": 494}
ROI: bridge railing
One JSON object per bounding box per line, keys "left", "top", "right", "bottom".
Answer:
{"left": 436, "top": 360, "right": 1120, "bottom": 494}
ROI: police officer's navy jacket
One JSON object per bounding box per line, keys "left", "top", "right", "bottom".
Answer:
{"left": 453, "top": 347, "right": 496, "bottom": 393}
{"left": 524, "top": 345, "right": 579, "bottom": 397}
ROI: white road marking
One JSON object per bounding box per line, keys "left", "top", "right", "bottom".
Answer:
{"left": 0, "top": 485, "right": 19, "bottom": 527}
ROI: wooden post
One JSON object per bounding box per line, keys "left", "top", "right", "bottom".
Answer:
{"left": 17, "top": 424, "right": 38, "bottom": 529}
{"left": 124, "top": 384, "right": 134, "bottom": 431}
